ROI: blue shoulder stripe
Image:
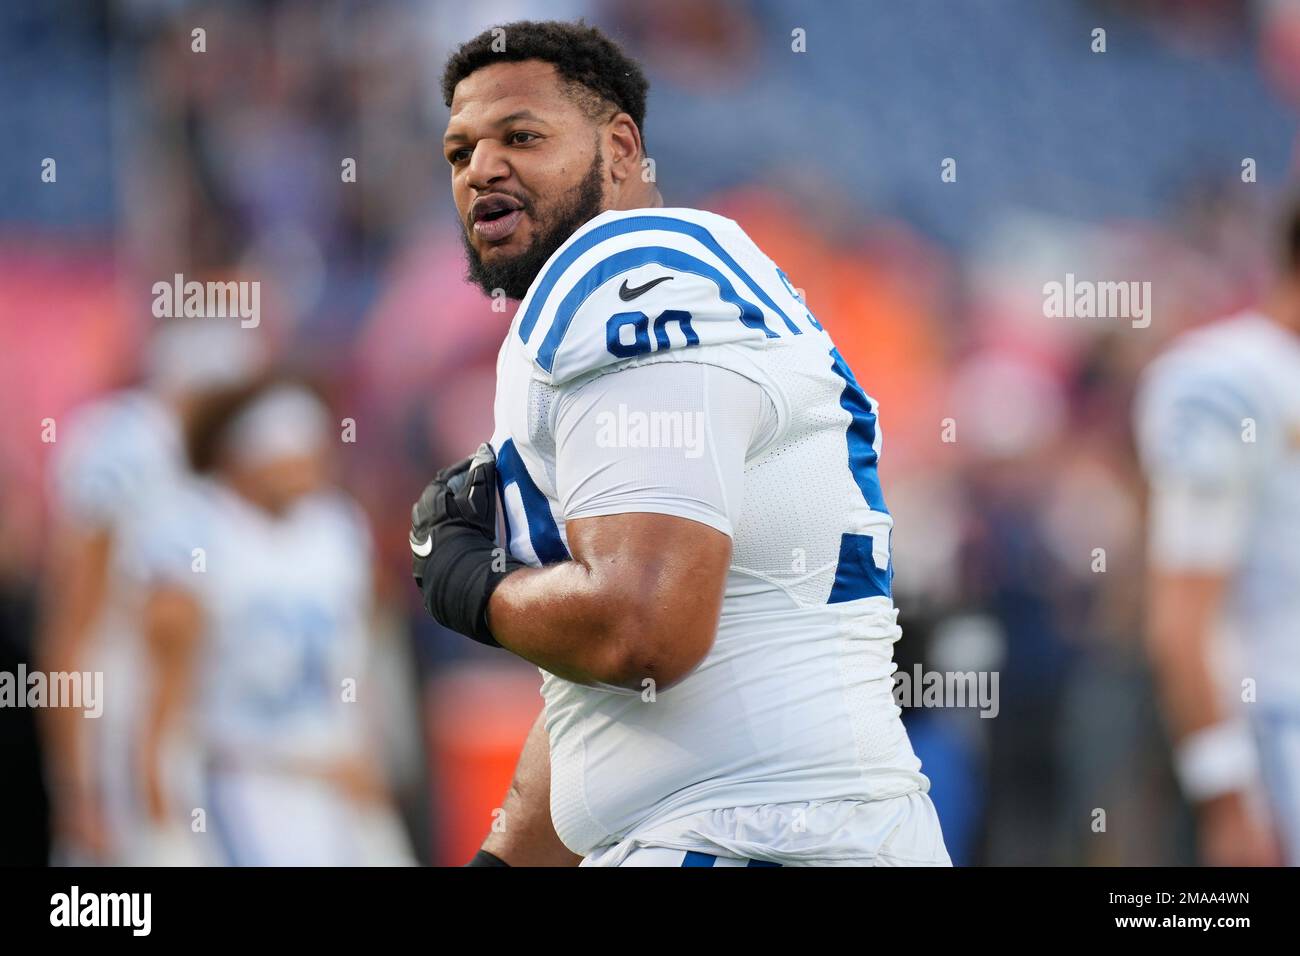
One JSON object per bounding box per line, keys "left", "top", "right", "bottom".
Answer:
{"left": 1168, "top": 394, "right": 1254, "bottom": 432}
{"left": 535, "top": 245, "right": 775, "bottom": 374}
{"left": 1173, "top": 374, "right": 1258, "bottom": 422}
{"left": 518, "top": 214, "right": 800, "bottom": 345}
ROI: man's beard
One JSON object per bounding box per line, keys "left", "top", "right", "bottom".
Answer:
{"left": 461, "top": 149, "right": 606, "bottom": 301}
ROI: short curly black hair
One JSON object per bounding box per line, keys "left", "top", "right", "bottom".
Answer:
{"left": 441, "top": 20, "right": 649, "bottom": 150}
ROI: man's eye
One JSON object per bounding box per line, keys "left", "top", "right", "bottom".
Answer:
{"left": 448, "top": 148, "right": 472, "bottom": 165}
{"left": 508, "top": 132, "right": 538, "bottom": 146}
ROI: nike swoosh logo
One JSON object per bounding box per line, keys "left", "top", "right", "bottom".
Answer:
{"left": 619, "top": 275, "right": 674, "bottom": 300}
{"left": 409, "top": 532, "right": 432, "bottom": 557}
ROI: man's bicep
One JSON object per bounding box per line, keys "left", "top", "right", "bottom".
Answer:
{"left": 565, "top": 510, "right": 732, "bottom": 578}
{"left": 565, "top": 511, "right": 732, "bottom": 669}
{"left": 40, "top": 525, "right": 114, "bottom": 655}
{"left": 538, "top": 359, "right": 759, "bottom": 683}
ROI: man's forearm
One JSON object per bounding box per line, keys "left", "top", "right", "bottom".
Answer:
{"left": 39, "top": 528, "right": 112, "bottom": 792}
{"left": 480, "top": 710, "right": 582, "bottom": 867}
{"left": 1147, "top": 570, "right": 1265, "bottom": 806}
{"left": 140, "top": 587, "right": 201, "bottom": 825}
{"left": 411, "top": 454, "right": 728, "bottom": 688}
{"left": 1147, "top": 572, "right": 1231, "bottom": 740}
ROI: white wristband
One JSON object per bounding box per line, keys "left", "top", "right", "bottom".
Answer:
{"left": 1174, "top": 720, "right": 1259, "bottom": 803}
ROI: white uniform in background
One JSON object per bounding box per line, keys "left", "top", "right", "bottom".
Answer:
{"left": 49, "top": 389, "right": 186, "bottom": 862}
{"left": 489, "top": 207, "right": 948, "bottom": 866}
{"left": 47, "top": 320, "right": 264, "bottom": 865}
{"left": 127, "top": 385, "right": 412, "bottom": 866}
{"left": 1136, "top": 310, "right": 1300, "bottom": 863}
{"left": 136, "top": 476, "right": 412, "bottom": 866}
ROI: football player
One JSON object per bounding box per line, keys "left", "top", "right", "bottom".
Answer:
{"left": 1135, "top": 199, "right": 1300, "bottom": 866}
{"left": 134, "top": 377, "right": 413, "bottom": 865}
{"left": 41, "top": 319, "right": 263, "bottom": 864}
{"left": 411, "top": 20, "right": 950, "bottom": 867}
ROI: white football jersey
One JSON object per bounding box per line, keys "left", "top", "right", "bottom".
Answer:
{"left": 52, "top": 388, "right": 183, "bottom": 520}
{"left": 135, "top": 482, "right": 374, "bottom": 766}
{"left": 1135, "top": 311, "right": 1300, "bottom": 706}
{"left": 489, "top": 206, "right": 929, "bottom": 856}
{"left": 50, "top": 387, "right": 187, "bottom": 666}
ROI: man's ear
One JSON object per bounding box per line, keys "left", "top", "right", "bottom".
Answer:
{"left": 606, "top": 112, "right": 642, "bottom": 184}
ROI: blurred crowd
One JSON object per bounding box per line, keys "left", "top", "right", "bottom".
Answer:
{"left": 2, "top": 0, "right": 1299, "bottom": 866}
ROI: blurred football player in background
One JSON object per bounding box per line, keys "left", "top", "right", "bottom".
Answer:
{"left": 40, "top": 319, "right": 264, "bottom": 865}
{"left": 1136, "top": 198, "right": 1300, "bottom": 867}
{"left": 133, "top": 375, "right": 413, "bottom": 865}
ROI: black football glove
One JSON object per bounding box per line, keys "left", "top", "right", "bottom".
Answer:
{"left": 409, "top": 443, "right": 524, "bottom": 646}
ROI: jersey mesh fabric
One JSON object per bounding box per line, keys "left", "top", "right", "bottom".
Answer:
{"left": 734, "top": 348, "right": 893, "bottom": 607}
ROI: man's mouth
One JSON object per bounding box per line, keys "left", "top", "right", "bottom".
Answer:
{"left": 471, "top": 195, "right": 526, "bottom": 243}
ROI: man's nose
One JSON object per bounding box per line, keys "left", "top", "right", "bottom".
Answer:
{"left": 465, "top": 140, "right": 511, "bottom": 191}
